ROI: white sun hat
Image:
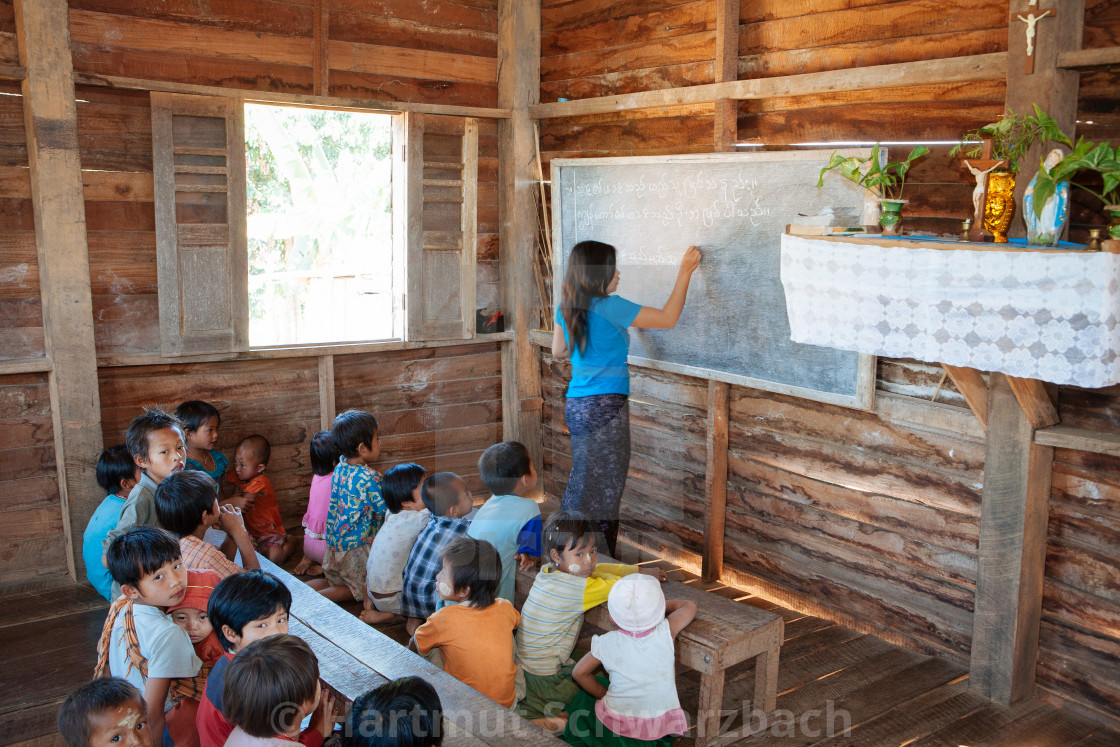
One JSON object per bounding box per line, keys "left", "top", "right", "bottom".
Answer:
{"left": 607, "top": 574, "right": 666, "bottom": 634}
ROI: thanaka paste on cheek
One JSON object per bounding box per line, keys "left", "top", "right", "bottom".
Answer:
{"left": 438, "top": 581, "right": 453, "bottom": 597}
{"left": 568, "top": 563, "right": 581, "bottom": 573}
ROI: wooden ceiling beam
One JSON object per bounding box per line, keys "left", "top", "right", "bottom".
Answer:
{"left": 530, "top": 52, "right": 1008, "bottom": 119}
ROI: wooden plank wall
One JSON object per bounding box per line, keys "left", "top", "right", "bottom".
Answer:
{"left": 0, "top": 80, "right": 44, "bottom": 360}
{"left": 98, "top": 343, "right": 503, "bottom": 534}
{"left": 0, "top": 373, "right": 68, "bottom": 589}
{"left": 1038, "top": 387, "right": 1120, "bottom": 726}
{"left": 1070, "top": 0, "right": 1120, "bottom": 241}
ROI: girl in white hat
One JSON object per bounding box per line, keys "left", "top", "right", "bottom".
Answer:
{"left": 564, "top": 574, "right": 697, "bottom": 746}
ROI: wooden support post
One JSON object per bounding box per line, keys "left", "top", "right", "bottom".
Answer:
{"left": 713, "top": 0, "right": 741, "bottom": 151}
{"left": 702, "top": 381, "right": 729, "bottom": 582}
{"left": 313, "top": 0, "right": 329, "bottom": 96}
{"left": 1006, "top": 376, "right": 1059, "bottom": 429}
{"left": 498, "top": 0, "right": 544, "bottom": 480}
{"left": 1005, "top": 0, "right": 1084, "bottom": 238}
{"left": 14, "top": 0, "right": 104, "bottom": 581}
{"left": 941, "top": 364, "right": 989, "bottom": 429}
{"left": 970, "top": 373, "right": 1053, "bottom": 705}
{"left": 318, "top": 355, "right": 336, "bottom": 432}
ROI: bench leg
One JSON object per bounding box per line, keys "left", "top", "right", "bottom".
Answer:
{"left": 696, "top": 670, "right": 725, "bottom": 745}
{"left": 754, "top": 646, "right": 779, "bottom": 714}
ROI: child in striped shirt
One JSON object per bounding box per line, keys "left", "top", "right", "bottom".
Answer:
{"left": 514, "top": 510, "right": 665, "bottom": 730}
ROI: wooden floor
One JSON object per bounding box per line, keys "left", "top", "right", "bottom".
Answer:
{"left": 4, "top": 552, "right": 1118, "bottom": 747}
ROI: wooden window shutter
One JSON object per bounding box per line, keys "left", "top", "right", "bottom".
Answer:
{"left": 151, "top": 93, "right": 248, "bottom": 356}
{"left": 402, "top": 113, "right": 478, "bottom": 341}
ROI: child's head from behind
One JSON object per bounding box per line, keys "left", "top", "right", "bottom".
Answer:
{"left": 155, "top": 470, "right": 220, "bottom": 537}
{"left": 382, "top": 463, "right": 427, "bottom": 514}
{"left": 169, "top": 568, "right": 222, "bottom": 645}
{"left": 174, "top": 400, "right": 220, "bottom": 452}
{"left": 58, "top": 677, "right": 149, "bottom": 747}
{"left": 345, "top": 677, "right": 443, "bottom": 747}
{"left": 331, "top": 409, "right": 380, "bottom": 464}
{"left": 106, "top": 526, "right": 186, "bottom": 607}
{"left": 420, "top": 472, "right": 471, "bottom": 518}
{"left": 436, "top": 537, "right": 500, "bottom": 608}
{"left": 233, "top": 434, "right": 270, "bottom": 483}
{"left": 125, "top": 408, "right": 186, "bottom": 483}
{"left": 544, "top": 510, "right": 598, "bottom": 579}
{"left": 223, "top": 634, "right": 320, "bottom": 738}
{"left": 310, "top": 430, "right": 342, "bottom": 477}
{"left": 477, "top": 441, "right": 536, "bottom": 497}
{"left": 607, "top": 574, "right": 666, "bottom": 635}
{"left": 209, "top": 569, "right": 292, "bottom": 653}
{"left": 96, "top": 443, "right": 141, "bottom": 498}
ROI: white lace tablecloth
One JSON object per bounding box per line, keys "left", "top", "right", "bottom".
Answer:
{"left": 780, "top": 234, "right": 1120, "bottom": 388}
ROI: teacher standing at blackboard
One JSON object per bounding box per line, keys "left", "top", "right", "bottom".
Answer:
{"left": 551, "top": 240, "right": 702, "bottom": 555}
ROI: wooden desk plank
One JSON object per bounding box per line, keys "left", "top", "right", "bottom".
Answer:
{"left": 260, "top": 558, "right": 558, "bottom": 746}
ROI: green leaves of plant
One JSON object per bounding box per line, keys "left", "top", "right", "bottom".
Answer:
{"left": 816, "top": 144, "right": 929, "bottom": 200}
{"left": 1030, "top": 139, "right": 1120, "bottom": 218}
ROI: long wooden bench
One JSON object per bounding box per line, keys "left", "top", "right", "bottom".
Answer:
{"left": 260, "top": 558, "right": 563, "bottom": 747}
{"left": 515, "top": 561, "right": 783, "bottom": 747}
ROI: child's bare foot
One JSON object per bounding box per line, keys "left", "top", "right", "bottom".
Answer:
{"left": 292, "top": 555, "right": 321, "bottom": 576}
{"left": 531, "top": 715, "right": 568, "bottom": 733}
{"left": 359, "top": 609, "right": 402, "bottom": 625}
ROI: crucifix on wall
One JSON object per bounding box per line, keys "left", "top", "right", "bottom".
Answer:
{"left": 1017, "top": 8, "right": 1054, "bottom": 74}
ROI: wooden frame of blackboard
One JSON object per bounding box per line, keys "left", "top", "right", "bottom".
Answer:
{"left": 549, "top": 151, "right": 878, "bottom": 411}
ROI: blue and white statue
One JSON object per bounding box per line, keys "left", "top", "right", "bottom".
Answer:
{"left": 1024, "top": 148, "right": 1069, "bottom": 246}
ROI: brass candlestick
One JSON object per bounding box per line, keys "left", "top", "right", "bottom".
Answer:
{"left": 960, "top": 219, "right": 973, "bottom": 242}
{"left": 1087, "top": 228, "right": 1103, "bottom": 251}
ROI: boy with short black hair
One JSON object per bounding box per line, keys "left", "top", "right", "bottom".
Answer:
{"left": 198, "top": 570, "right": 317, "bottom": 747}
{"left": 467, "top": 441, "right": 542, "bottom": 603}
{"left": 343, "top": 677, "right": 444, "bottom": 747}
{"left": 58, "top": 677, "right": 150, "bottom": 747}
{"left": 85, "top": 444, "right": 141, "bottom": 600}
{"left": 94, "top": 526, "right": 202, "bottom": 742}
{"left": 104, "top": 409, "right": 187, "bottom": 597}
{"left": 409, "top": 537, "right": 519, "bottom": 707}
{"left": 513, "top": 510, "right": 664, "bottom": 728}
{"left": 223, "top": 635, "right": 336, "bottom": 747}
{"left": 228, "top": 434, "right": 298, "bottom": 564}
{"left": 400, "top": 473, "right": 474, "bottom": 635}
{"left": 155, "top": 469, "right": 259, "bottom": 576}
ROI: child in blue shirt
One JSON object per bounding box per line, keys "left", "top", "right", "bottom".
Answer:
{"left": 308, "top": 409, "right": 387, "bottom": 604}
{"left": 467, "top": 441, "right": 541, "bottom": 603}
{"left": 84, "top": 444, "right": 141, "bottom": 600}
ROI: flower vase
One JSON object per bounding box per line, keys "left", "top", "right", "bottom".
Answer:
{"left": 1107, "top": 205, "right": 1120, "bottom": 241}
{"left": 1024, "top": 173, "right": 1069, "bottom": 247}
{"left": 878, "top": 199, "right": 907, "bottom": 235}
{"left": 983, "top": 171, "right": 1015, "bottom": 243}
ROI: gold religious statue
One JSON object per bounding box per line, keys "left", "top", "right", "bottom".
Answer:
{"left": 983, "top": 172, "right": 1016, "bottom": 243}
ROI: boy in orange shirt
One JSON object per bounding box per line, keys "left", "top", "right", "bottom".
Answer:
{"left": 227, "top": 435, "right": 297, "bottom": 564}
{"left": 409, "top": 537, "right": 519, "bottom": 707}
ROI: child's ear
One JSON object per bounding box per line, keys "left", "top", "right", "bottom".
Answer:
{"left": 120, "top": 584, "right": 142, "bottom": 601}
{"left": 133, "top": 453, "right": 149, "bottom": 470}
{"left": 221, "top": 624, "right": 241, "bottom": 648}
{"left": 549, "top": 548, "right": 562, "bottom": 566}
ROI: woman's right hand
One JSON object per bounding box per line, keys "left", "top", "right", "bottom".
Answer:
{"left": 680, "top": 245, "right": 701, "bottom": 274}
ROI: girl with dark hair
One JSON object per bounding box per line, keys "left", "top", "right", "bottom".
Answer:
{"left": 551, "top": 241, "right": 701, "bottom": 555}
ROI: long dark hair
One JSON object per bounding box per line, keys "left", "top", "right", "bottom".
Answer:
{"left": 561, "top": 240, "right": 616, "bottom": 353}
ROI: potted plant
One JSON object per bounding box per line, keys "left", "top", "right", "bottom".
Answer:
{"left": 1029, "top": 139, "right": 1120, "bottom": 241}
{"left": 950, "top": 105, "right": 1072, "bottom": 175}
{"left": 815, "top": 143, "right": 929, "bottom": 234}
{"left": 949, "top": 106, "right": 1072, "bottom": 242}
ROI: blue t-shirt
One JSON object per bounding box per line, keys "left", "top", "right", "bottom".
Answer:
{"left": 555, "top": 295, "right": 642, "bottom": 398}
{"left": 83, "top": 494, "right": 126, "bottom": 600}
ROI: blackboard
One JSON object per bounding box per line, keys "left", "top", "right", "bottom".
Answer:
{"left": 551, "top": 151, "right": 877, "bottom": 409}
